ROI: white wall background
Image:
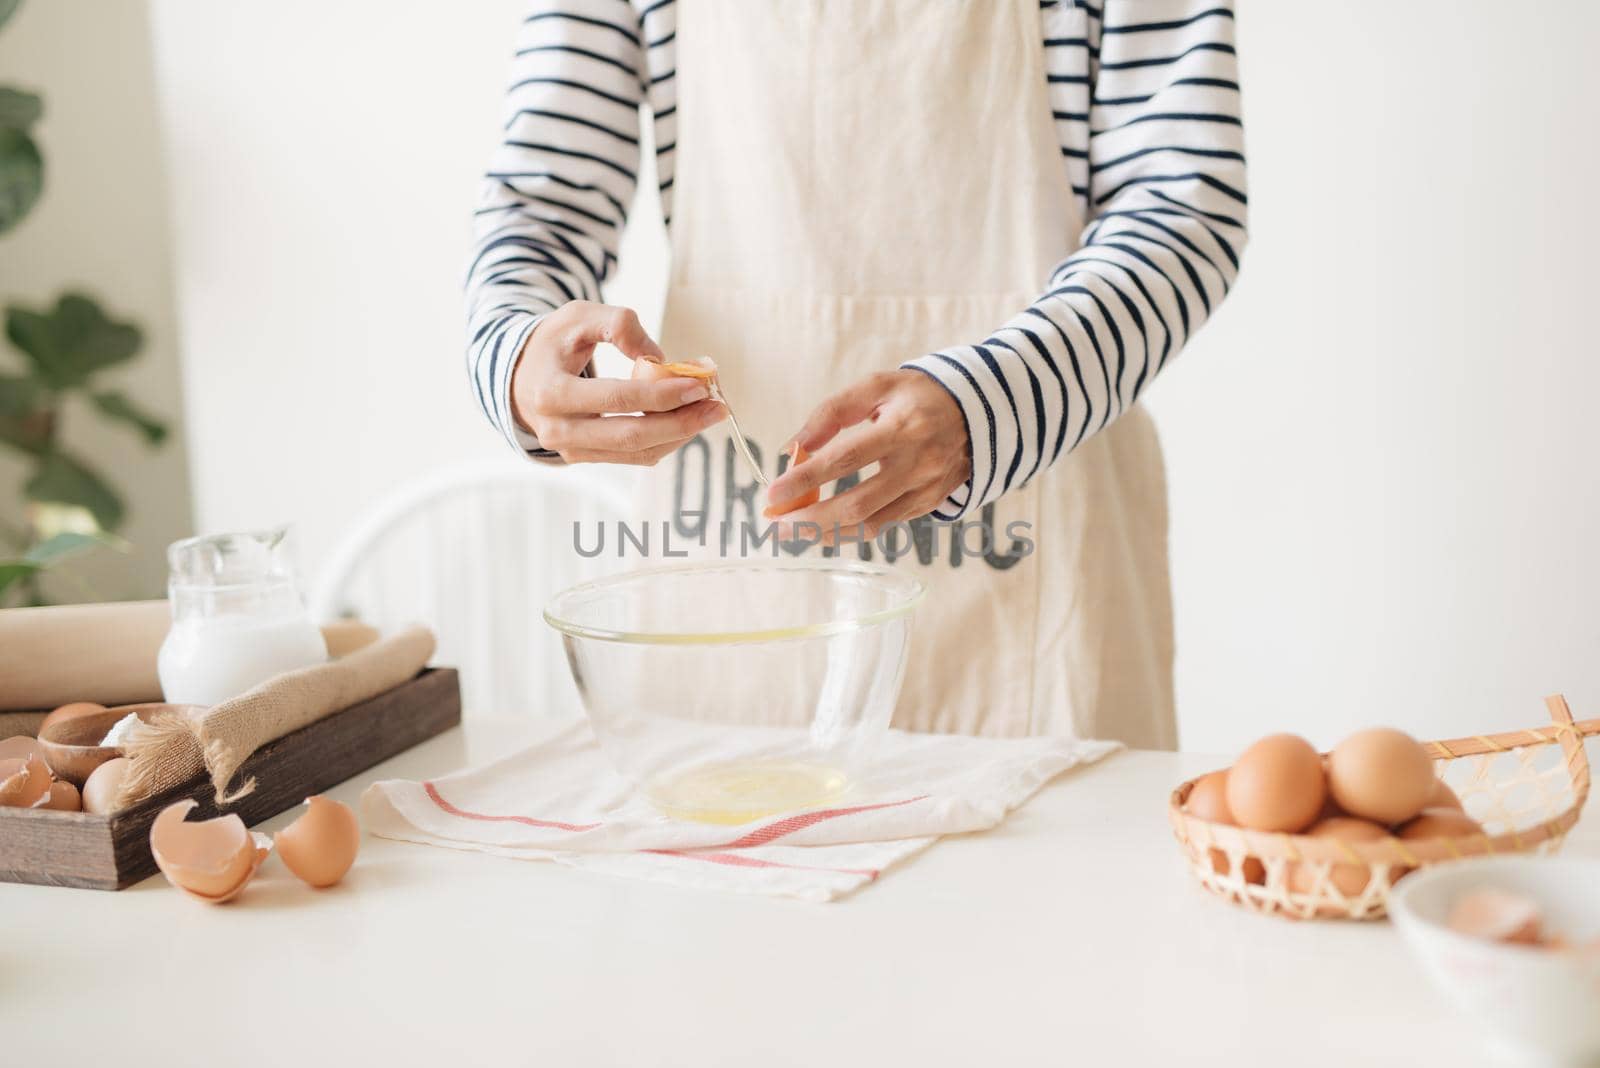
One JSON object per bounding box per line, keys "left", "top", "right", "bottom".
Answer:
{"left": 146, "top": 0, "right": 547, "bottom": 570}
{"left": 0, "top": 0, "right": 191, "bottom": 601}
{"left": 147, "top": 0, "right": 1599, "bottom": 749}
{"left": 1149, "top": 1, "right": 1600, "bottom": 749}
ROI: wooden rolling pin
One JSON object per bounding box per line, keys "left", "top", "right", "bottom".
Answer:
{"left": 0, "top": 602, "right": 380, "bottom": 711}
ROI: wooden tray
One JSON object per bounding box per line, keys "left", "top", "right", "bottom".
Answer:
{"left": 0, "top": 667, "right": 461, "bottom": 890}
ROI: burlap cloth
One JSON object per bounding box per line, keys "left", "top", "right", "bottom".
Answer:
{"left": 118, "top": 625, "right": 435, "bottom": 807}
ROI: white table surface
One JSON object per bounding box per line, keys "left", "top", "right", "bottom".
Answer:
{"left": 6, "top": 719, "right": 1594, "bottom": 1067}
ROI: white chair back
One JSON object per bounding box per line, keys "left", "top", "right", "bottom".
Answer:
{"left": 309, "top": 459, "right": 631, "bottom": 720}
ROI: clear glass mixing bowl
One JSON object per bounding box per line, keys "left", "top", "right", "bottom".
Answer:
{"left": 544, "top": 560, "right": 926, "bottom": 824}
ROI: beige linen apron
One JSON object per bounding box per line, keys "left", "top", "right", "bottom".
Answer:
{"left": 650, "top": 0, "right": 1176, "bottom": 747}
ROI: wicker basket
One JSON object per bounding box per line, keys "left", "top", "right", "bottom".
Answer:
{"left": 1169, "top": 695, "right": 1597, "bottom": 920}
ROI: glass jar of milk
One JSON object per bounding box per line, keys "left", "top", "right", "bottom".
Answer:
{"left": 157, "top": 527, "right": 328, "bottom": 706}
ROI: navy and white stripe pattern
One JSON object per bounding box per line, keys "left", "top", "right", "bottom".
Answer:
{"left": 465, "top": 1, "right": 1248, "bottom": 510}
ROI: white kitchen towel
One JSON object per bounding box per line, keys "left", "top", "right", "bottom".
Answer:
{"left": 362, "top": 720, "right": 1120, "bottom": 902}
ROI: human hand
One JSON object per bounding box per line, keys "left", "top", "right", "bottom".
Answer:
{"left": 509, "top": 301, "right": 725, "bottom": 465}
{"left": 764, "top": 369, "right": 970, "bottom": 542}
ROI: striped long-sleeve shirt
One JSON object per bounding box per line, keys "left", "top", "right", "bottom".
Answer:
{"left": 465, "top": 0, "right": 1247, "bottom": 520}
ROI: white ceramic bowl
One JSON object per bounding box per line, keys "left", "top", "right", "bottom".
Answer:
{"left": 1389, "top": 857, "right": 1600, "bottom": 1065}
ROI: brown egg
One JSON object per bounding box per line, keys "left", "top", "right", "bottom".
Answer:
{"left": 39, "top": 701, "right": 108, "bottom": 738}
{"left": 1186, "top": 770, "right": 1232, "bottom": 821}
{"left": 149, "top": 799, "right": 267, "bottom": 903}
{"left": 1287, "top": 817, "right": 1390, "bottom": 910}
{"left": 1427, "top": 778, "right": 1463, "bottom": 812}
{"left": 1399, "top": 806, "right": 1483, "bottom": 840}
{"left": 81, "top": 756, "right": 132, "bottom": 815}
{"left": 0, "top": 754, "right": 53, "bottom": 808}
{"left": 1327, "top": 728, "right": 1434, "bottom": 825}
{"left": 1185, "top": 771, "right": 1236, "bottom": 875}
{"left": 275, "top": 795, "right": 360, "bottom": 888}
{"left": 1183, "top": 771, "right": 1267, "bottom": 884}
{"left": 1225, "top": 734, "right": 1326, "bottom": 832}
{"left": 41, "top": 780, "right": 81, "bottom": 812}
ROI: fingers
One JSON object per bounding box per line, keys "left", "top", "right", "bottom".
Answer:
{"left": 863, "top": 485, "right": 949, "bottom": 529}
{"left": 512, "top": 301, "right": 734, "bottom": 466}
{"left": 537, "top": 399, "right": 725, "bottom": 456}
{"left": 542, "top": 301, "right": 666, "bottom": 368}
{"left": 765, "top": 420, "right": 894, "bottom": 512}
{"left": 774, "top": 478, "right": 949, "bottom": 546}
{"left": 771, "top": 464, "right": 908, "bottom": 542}
{"left": 788, "top": 371, "right": 901, "bottom": 453}
{"left": 543, "top": 373, "right": 711, "bottom": 415}
{"left": 561, "top": 442, "right": 686, "bottom": 467}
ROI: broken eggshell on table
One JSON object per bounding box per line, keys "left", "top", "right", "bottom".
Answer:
{"left": 148, "top": 794, "right": 362, "bottom": 903}
{"left": 274, "top": 795, "right": 362, "bottom": 888}
{"left": 149, "top": 799, "right": 272, "bottom": 903}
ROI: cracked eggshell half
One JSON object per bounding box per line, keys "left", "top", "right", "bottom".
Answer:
{"left": 275, "top": 795, "right": 361, "bottom": 888}
{"left": 149, "top": 799, "right": 269, "bottom": 903}
{"left": 0, "top": 754, "right": 53, "bottom": 808}
{"left": 636, "top": 357, "right": 717, "bottom": 383}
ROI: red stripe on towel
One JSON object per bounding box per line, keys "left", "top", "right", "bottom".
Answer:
{"left": 422, "top": 781, "right": 925, "bottom": 868}
{"left": 423, "top": 781, "right": 602, "bottom": 832}
{"left": 713, "top": 795, "right": 928, "bottom": 849}
{"left": 644, "top": 849, "right": 880, "bottom": 880}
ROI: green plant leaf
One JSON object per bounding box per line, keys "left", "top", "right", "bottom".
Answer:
{"left": 0, "top": 87, "right": 41, "bottom": 131}
{"left": 24, "top": 450, "right": 124, "bottom": 530}
{"left": 0, "top": 126, "right": 41, "bottom": 234}
{"left": 0, "top": 371, "right": 40, "bottom": 416}
{"left": 0, "top": 560, "right": 40, "bottom": 601}
{"left": 5, "top": 293, "right": 142, "bottom": 388}
{"left": 0, "top": 0, "right": 20, "bottom": 33}
{"left": 90, "top": 388, "right": 168, "bottom": 445}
